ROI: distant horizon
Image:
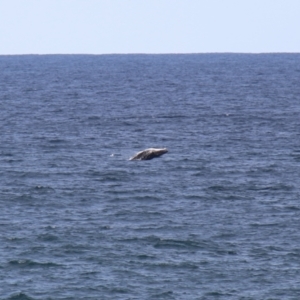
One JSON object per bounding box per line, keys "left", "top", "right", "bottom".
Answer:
{"left": 1, "top": 52, "right": 300, "bottom": 56}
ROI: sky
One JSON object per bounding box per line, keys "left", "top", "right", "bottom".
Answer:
{"left": 0, "top": 0, "right": 299, "bottom": 54}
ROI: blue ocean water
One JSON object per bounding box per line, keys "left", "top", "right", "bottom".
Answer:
{"left": 0, "top": 54, "right": 300, "bottom": 300}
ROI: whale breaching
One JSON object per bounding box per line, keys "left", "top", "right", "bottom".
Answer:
{"left": 129, "top": 148, "right": 168, "bottom": 161}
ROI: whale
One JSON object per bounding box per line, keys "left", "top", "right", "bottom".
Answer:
{"left": 129, "top": 148, "right": 168, "bottom": 161}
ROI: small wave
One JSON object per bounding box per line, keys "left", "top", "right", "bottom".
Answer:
{"left": 91, "top": 170, "right": 132, "bottom": 182}
{"left": 250, "top": 222, "right": 279, "bottom": 227}
{"left": 13, "top": 194, "right": 38, "bottom": 202}
{"left": 136, "top": 254, "right": 156, "bottom": 260}
{"left": 153, "top": 238, "right": 205, "bottom": 250}
{"left": 287, "top": 249, "right": 300, "bottom": 258}
{"left": 7, "top": 236, "right": 25, "bottom": 242}
{"left": 2, "top": 159, "right": 22, "bottom": 164}
{"left": 150, "top": 290, "right": 173, "bottom": 298}
{"left": 31, "top": 185, "right": 55, "bottom": 194}
{"left": 248, "top": 183, "right": 294, "bottom": 191}
{"left": 157, "top": 114, "right": 187, "bottom": 119}
{"left": 206, "top": 185, "right": 232, "bottom": 192}
{"left": 133, "top": 195, "right": 164, "bottom": 202}
{"left": 8, "top": 259, "right": 60, "bottom": 268}
{"left": 285, "top": 205, "right": 300, "bottom": 211}
{"left": 146, "top": 261, "right": 199, "bottom": 271}
{"left": 33, "top": 185, "right": 51, "bottom": 190}
{"left": 37, "top": 233, "right": 59, "bottom": 242}
{"left": 0, "top": 152, "right": 14, "bottom": 157}
{"left": 87, "top": 115, "right": 101, "bottom": 121}
{"left": 291, "top": 151, "right": 300, "bottom": 161}
{"left": 44, "top": 225, "right": 57, "bottom": 230}
{"left": 48, "top": 138, "right": 66, "bottom": 143}
{"left": 4, "top": 292, "right": 36, "bottom": 300}
{"left": 108, "top": 287, "right": 131, "bottom": 294}
{"left": 204, "top": 291, "right": 236, "bottom": 297}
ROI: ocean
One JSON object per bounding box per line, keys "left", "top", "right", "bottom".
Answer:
{"left": 0, "top": 54, "right": 300, "bottom": 299}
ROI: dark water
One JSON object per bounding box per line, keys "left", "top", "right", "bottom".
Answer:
{"left": 1, "top": 54, "right": 300, "bottom": 299}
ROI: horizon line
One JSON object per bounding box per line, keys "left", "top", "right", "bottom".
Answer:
{"left": 1, "top": 51, "right": 299, "bottom": 56}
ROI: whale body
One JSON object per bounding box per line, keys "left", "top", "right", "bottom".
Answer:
{"left": 129, "top": 148, "right": 168, "bottom": 161}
